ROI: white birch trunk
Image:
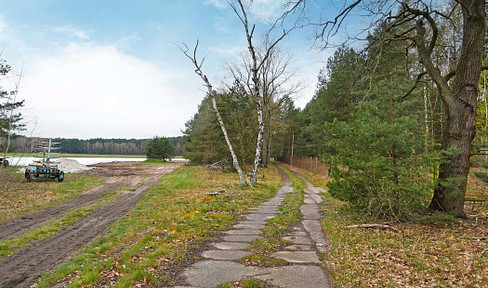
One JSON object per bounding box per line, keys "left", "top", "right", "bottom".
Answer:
{"left": 423, "top": 86, "right": 429, "bottom": 150}
{"left": 210, "top": 95, "right": 248, "bottom": 186}
{"left": 179, "top": 40, "right": 248, "bottom": 186}
{"left": 250, "top": 96, "right": 264, "bottom": 185}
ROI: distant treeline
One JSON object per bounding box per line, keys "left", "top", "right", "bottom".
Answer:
{"left": 8, "top": 136, "right": 186, "bottom": 156}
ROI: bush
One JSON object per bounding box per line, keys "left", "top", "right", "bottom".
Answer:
{"left": 145, "top": 137, "right": 173, "bottom": 161}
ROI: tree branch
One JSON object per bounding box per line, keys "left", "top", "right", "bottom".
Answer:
{"left": 402, "top": 72, "right": 427, "bottom": 99}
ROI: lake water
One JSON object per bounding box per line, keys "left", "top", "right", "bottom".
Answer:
{"left": 8, "top": 157, "right": 187, "bottom": 167}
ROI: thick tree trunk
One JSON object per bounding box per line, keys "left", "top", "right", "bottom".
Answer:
{"left": 428, "top": 0, "right": 485, "bottom": 217}
{"left": 429, "top": 104, "right": 475, "bottom": 216}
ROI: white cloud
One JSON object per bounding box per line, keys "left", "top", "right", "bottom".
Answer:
{"left": 53, "top": 26, "right": 90, "bottom": 39}
{"left": 21, "top": 43, "right": 199, "bottom": 138}
{"left": 204, "top": 0, "right": 227, "bottom": 9}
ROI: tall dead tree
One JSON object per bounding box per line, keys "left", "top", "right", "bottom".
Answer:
{"left": 229, "top": 0, "right": 303, "bottom": 184}
{"left": 313, "top": 0, "right": 486, "bottom": 216}
{"left": 179, "top": 41, "right": 248, "bottom": 186}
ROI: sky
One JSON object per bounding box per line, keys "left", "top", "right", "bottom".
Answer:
{"left": 0, "top": 0, "right": 350, "bottom": 139}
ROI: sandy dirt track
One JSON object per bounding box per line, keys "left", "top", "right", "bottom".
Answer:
{"left": 0, "top": 161, "right": 181, "bottom": 288}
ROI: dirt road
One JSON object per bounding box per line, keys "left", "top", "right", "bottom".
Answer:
{"left": 0, "top": 161, "right": 180, "bottom": 288}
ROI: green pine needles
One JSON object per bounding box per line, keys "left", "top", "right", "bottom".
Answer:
{"left": 325, "top": 78, "right": 439, "bottom": 220}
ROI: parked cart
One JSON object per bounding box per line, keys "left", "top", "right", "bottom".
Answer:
{"left": 24, "top": 138, "right": 64, "bottom": 182}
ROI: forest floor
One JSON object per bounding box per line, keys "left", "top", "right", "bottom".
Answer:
{"left": 284, "top": 164, "right": 488, "bottom": 287}
{"left": 0, "top": 161, "right": 181, "bottom": 287}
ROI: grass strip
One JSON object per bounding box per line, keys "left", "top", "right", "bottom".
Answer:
{"left": 35, "top": 165, "right": 282, "bottom": 288}
{"left": 239, "top": 165, "right": 304, "bottom": 267}
{"left": 0, "top": 190, "right": 120, "bottom": 258}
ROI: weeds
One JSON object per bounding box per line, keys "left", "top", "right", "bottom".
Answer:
{"left": 240, "top": 166, "right": 304, "bottom": 267}
{"left": 35, "top": 165, "right": 282, "bottom": 288}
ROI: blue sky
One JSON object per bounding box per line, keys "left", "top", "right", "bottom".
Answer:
{"left": 0, "top": 0, "right": 346, "bottom": 139}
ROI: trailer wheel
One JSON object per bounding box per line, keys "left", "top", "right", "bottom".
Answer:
{"left": 57, "top": 172, "right": 64, "bottom": 182}
{"left": 2, "top": 160, "right": 8, "bottom": 167}
{"left": 26, "top": 172, "right": 32, "bottom": 182}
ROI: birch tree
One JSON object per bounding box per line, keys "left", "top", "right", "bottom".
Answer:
{"left": 179, "top": 41, "right": 248, "bottom": 186}
{"left": 229, "top": 0, "right": 303, "bottom": 184}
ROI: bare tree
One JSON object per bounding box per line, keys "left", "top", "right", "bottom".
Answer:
{"left": 312, "top": 0, "right": 486, "bottom": 216}
{"left": 229, "top": 0, "right": 303, "bottom": 184}
{"left": 179, "top": 41, "right": 248, "bottom": 186}
{"left": 228, "top": 43, "right": 302, "bottom": 168}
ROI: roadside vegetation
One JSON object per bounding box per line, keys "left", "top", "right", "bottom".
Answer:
{"left": 285, "top": 164, "right": 488, "bottom": 287}
{"left": 0, "top": 167, "right": 103, "bottom": 221}
{"left": 35, "top": 165, "right": 282, "bottom": 287}
{"left": 240, "top": 166, "right": 304, "bottom": 267}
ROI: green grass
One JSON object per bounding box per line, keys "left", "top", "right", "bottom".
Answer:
{"left": 34, "top": 165, "right": 282, "bottom": 288}
{"left": 0, "top": 189, "right": 120, "bottom": 258}
{"left": 474, "top": 171, "right": 488, "bottom": 183}
{"left": 143, "top": 158, "right": 167, "bottom": 164}
{"left": 240, "top": 165, "right": 304, "bottom": 267}
{"left": 0, "top": 168, "right": 103, "bottom": 221}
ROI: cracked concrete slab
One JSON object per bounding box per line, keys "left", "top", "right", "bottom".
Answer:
{"left": 233, "top": 223, "right": 265, "bottom": 229}
{"left": 245, "top": 214, "right": 274, "bottom": 222}
{"left": 182, "top": 260, "right": 259, "bottom": 287}
{"left": 224, "top": 229, "right": 262, "bottom": 235}
{"left": 212, "top": 242, "right": 251, "bottom": 250}
{"left": 284, "top": 244, "right": 313, "bottom": 251}
{"left": 176, "top": 166, "right": 329, "bottom": 288}
{"left": 222, "top": 235, "right": 260, "bottom": 242}
{"left": 255, "top": 265, "right": 329, "bottom": 288}
{"left": 202, "top": 250, "right": 251, "bottom": 261}
{"left": 301, "top": 204, "right": 321, "bottom": 220}
{"left": 272, "top": 251, "right": 321, "bottom": 264}
{"left": 282, "top": 235, "right": 312, "bottom": 245}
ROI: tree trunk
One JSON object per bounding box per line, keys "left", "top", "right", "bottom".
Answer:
{"left": 429, "top": 1, "right": 485, "bottom": 217}
{"left": 429, "top": 104, "right": 475, "bottom": 216}
{"left": 250, "top": 97, "right": 265, "bottom": 185}
{"left": 211, "top": 95, "right": 248, "bottom": 186}
{"left": 261, "top": 111, "right": 272, "bottom": 168}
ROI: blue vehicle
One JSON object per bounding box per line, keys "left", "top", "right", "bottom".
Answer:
{"left": 25, "top": 160, "right": 64, "bottom": 182}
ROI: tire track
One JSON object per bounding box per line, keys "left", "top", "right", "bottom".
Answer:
{"left": 0, "top": 162, "right": 180, "bottom": 288}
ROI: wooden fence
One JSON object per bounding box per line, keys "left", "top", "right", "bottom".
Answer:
{"left": 277, "top": 156, "right": 329, "bottom": 176}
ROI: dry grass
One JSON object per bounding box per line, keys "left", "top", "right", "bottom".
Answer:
{"left": 35, "top": 165, "right": 282, "bottom": 288}
{"left": 0, "top": 167, "right": 103, "bottom": 221}
{"left": 282, "top": 163, "right": 488, "bottom": 288}
{"left": 279, "top": 163, "right": 329, "bottom": 189}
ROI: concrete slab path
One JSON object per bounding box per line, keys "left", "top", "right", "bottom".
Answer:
{"left": 175, "top": 165, "right": 330, "bottom": 288}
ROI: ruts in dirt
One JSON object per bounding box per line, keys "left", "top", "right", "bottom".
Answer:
{"left": 0, "top": 161, "right": 180, "bottom": 288}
